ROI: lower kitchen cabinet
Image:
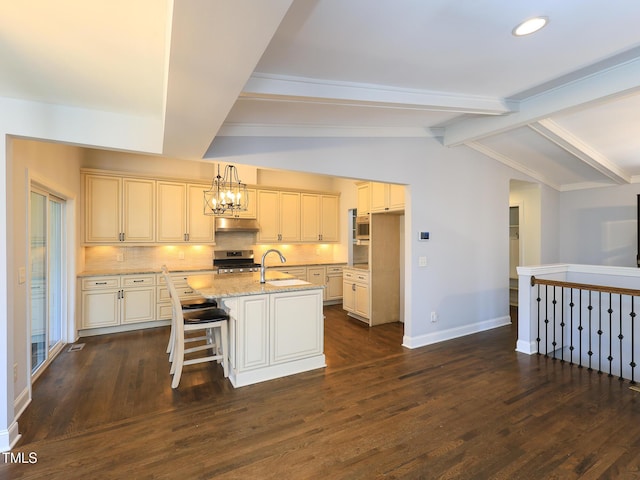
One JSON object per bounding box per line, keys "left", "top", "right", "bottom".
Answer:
{"left": 307, "top": 265, "right": 343, "bottom": 303}
{"left": 81, "top": 275, "right": 156, "bottom": 329}
{"left": 342, "top": 268, "right": 370, "bottom": 323}
{"left": 222, "top": 288, "right": 324, "bottom": 387}
{"left": 156, "top": 270, "right": 216, "bottom": 320}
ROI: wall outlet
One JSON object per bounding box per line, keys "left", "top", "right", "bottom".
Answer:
{"left": 178, "top": 251, "right": 185, "bottom": 260}
{"left": 13, "top": 363, "right": 18, "bottom": 382}
{"left": 116, "top": 253, "right": 124, "bottom": 262}
{"left": 418, "top": 256, "right": 427, "bottom": 267}
{"left": 430, "top": 311, "right": 438, "bottom": 322}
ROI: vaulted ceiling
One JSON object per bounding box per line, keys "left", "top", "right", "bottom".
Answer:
{"left": 2, "top": 1, "right": 640, "bottom": 191}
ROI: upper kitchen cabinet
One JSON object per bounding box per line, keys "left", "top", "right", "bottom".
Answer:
{"left": 370, "top": 182, "right": 404, "bottom": 213}
{"left": 256, "top": 190, "right": 300, "bottom": 243}
{"left": 301, "top": 193, "right": 339, "bottom": 242}
{"left": 84, "top": 173, "right": 155, "bottom": 244}
{"left": 356, "top": 182, "right": 370, "bottom": 215}
{"left": 156, "top": 181, "right": 214, "bottom": 243}
{"left": 219, "top": 188, "right": 257, "bottom": 219}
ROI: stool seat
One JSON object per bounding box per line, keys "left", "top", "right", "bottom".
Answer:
{"left": 183, "top": 308, "right": 229, "bottom": 324}
{"left": 181, "top": 298, "right": 218, "bottom": 310}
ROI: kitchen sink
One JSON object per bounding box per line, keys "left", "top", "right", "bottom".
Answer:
{"left": 266, "top": 279, "right": 311, "bottom": 286}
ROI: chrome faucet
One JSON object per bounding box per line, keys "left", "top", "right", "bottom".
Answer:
{"left": 260, "top": 249, "right": 286, "bottom": 283}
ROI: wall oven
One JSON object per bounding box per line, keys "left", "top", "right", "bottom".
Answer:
{"left": 355, "top": 216, "right": 370, "bottom": 241}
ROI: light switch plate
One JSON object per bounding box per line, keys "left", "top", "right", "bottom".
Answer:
{"left": 18, "top": 267, "right": 26, "bottom": 284}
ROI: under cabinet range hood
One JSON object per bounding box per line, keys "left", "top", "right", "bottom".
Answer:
{"left": 215, "top": 217, "right": 260, "bottom": 233}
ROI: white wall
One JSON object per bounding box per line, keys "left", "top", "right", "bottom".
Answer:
{"left": 558, "top": 184, "right": 640, "bottom": 267}
{"left": 205, "top": 136, "right": 519, "bottom": 343}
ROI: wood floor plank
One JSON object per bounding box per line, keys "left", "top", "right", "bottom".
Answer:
{"left": 3, "top": 306, "right": 640, "bottom": 478}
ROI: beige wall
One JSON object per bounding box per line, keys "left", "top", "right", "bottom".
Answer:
{"left": 10, "top": 138, "right": 83, "bottom": 411}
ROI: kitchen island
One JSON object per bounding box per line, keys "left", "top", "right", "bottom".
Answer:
{"left": 187, "top": 271, "right": 325, "bottom": 387}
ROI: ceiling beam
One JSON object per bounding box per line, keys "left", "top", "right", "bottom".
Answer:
{"left": 529, "top": 119, "right": 631, "bottom": 184}
{"left": 242, "top": 73, "right": 516, "bottom": 115}
{"left": 443, "top": 56, "right": 640, "bottom": 147}
{"left": 466, "top": 141, "right": 561, "bottom": 191}
{"left": 162, "top": 0, "right": 293, "bottom": 159}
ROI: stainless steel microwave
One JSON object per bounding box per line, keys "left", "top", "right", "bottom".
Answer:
{"left": 355, "top": 216, "right": 370, "bottom": 240}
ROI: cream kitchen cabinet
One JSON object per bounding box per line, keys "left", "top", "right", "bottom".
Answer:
{"left": 220, "top": 188, "right": 257, "bottom": 219}
{"left": 81, "top": 275, "right": 156, "bottom": 329}
{"left": 84, "top": 174, "right": 155, "bottom": 244}
{"left": 325, "top": 265, "right": 344, "bottom": 302}
{"left": 256, "top": 189, "right": 300, "bottom": 243}
{"left": 271, "top": 266, "right": 307, "bottom": 280}
{"left": 356, "top": 182, "right": 371, "bottom": 216}
{"left": 223, "top": 289, "right": 323, "bottom": 385}
{"left": 342, "top": 268, "right": 370, "bottom": 322}
{"left": 156, "top": 181, "right": 214, "bottom": 243}
{"left": 300, "top": 193, "right": 340, "bottom": 242}
{"left": 370, "top": 182, "right": 404, "bottom": 213}
{"left": 307, "top": 265, "right": 343, "bottom": 303}
{"left": 156, "top": 270, "right": 216, "bottom": 320}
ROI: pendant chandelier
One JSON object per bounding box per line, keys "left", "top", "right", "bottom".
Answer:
{"left": 203, "top": 164, "right": 249, "bottom": 216}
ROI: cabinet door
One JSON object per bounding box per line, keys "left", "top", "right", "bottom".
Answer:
{"left": 256, "top": 190, "right": 280, "bottom": 243}
{"left": 122, "top": 287, "right": 156, "bottom": 324}
{"left": 122, "top": 178, "right": 155, "bottom": 242}
{"left": 156, "top": 182, "right": 187, "bottom": 242}
{"left": 306, "top": 266, "right": 326, "bottom": 300}
{"left": 186, "top": 183, "right": 214, "bottom": 243}
{"left": 320, "top": 195, "right": 339, "bottom": 242}
{"left": 342, "top": 280, "right": 355, "bottom": 312}
{"left": 82, "top": 289, "right": 120, "bottom": 328}
{"left": 326, "top": 275, "right": 343, "bottom": 301}
{"left": 85, "top": 175, "right": 121, "bottom": 243}
{"left": 355, "top": 283, "right": 370, "bottom": 318}
{"left": 356, "top": 182, "right": 370, "bottom": 216}
{"left": 300, "top": 194, "right": 320, "bottom": 242}
{"left": 237, "top": 295, "right": 270, "bottom": 371}
{"left": 370, "top": 182, "right": 387, "bottom": 213}
{"left": 221, "top": 188, "right": 257, "bottom": 219}
{"left": 271, "top": 290, "right": 323, "bottom": 364}
{"left": 279, "top": 191, "right": 300, "bottom": 242}
{"left": 388, "top": 184, "right": 404, "bottom": 211}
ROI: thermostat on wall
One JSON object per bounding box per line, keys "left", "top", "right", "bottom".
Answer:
{"left": 419, "top": 231, "right": 430, "bottom": 241}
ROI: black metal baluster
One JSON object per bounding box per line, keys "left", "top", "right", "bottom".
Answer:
{"left": 536, "top": 284, "right": 541, "bottom": 356}
{"left": 607, "top": 293, "right": 613, "bottom": 377}
{"left": 630, "top": 297, "right": 636, "bottom": 385}
{"left": 578, "top": 289, "right": 584, "bottom": 369}
{"left": 552, "top": 286, "right": 558, "bottom": 359}
{"left": 545, "top": 285, "right": 549, "bottom": 357}
{"left": 587, "top": 290, "right": 593, "bottom": 371}
{"left": 619, "top": 294, "right": 624, "bottom": 381}
{"left": 569, "top": 288, "right": 575, "bottom": 365}
{"left": 560, "top": 287, "right": 565, "bottom": 363}
{"left": 597, "top": 291, "right": 603, "bottom": 374}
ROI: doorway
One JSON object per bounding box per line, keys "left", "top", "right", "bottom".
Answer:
{"left": 30, "top": 187, "right": 66, "bottom": 378}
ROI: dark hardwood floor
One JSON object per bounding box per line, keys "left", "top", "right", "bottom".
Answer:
{"left": 3, "top": 305, "right": 640, "bottom": 479}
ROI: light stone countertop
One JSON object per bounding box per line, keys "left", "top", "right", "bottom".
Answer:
{"left": 77, "top": 265, "right": 216, "bottom": 277}
{"left": 187, "top": 271, "right": 324, "bottom": 299}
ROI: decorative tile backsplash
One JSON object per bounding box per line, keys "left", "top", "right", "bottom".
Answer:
{"left": 83, "top": 232, "right": 341, "bottom": 272}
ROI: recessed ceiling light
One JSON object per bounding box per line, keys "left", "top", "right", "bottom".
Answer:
{"left": 512, "top": 16, "right": 548, "bottom": 36}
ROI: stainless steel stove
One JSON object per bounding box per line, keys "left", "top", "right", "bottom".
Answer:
{"left": 213, "top": 250, "right": 261, "bottom": 274}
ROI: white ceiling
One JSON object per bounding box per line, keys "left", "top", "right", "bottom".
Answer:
{"left": 2, "top": 0, "right": 640, "bottom": 191}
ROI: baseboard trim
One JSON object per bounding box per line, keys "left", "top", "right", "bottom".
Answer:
{"left": 0, "top": 421, "right": 21, "bottom": 452}
{"left": 402, "top": 315, "right": 512, "bottom": 349}
{"left": 14, "top": 386, "right": 30, "bottom": 420}
{"left": 229, "top": 354, "right": 326, "bottom": 388}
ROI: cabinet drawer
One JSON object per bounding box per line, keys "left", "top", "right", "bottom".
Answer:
{"left": 343, "top": 270, "right": 369, "bottom": 283}
{"left": 122, "top": 275, "right": 155, "bottom": 287}
{"left": 157, "top": 286, "right": 199, "bottom": 302}
{"left": 82, "top": 277, "right": 120, "bottom": 290}
{"left": 327, "top": 265, "right": 344, "bottom": 275}
{"left": 157, "top": 271, "right": 216, "bottom": 286}
{"left": 273, "top": 267, "right": 307, "bottom": 279}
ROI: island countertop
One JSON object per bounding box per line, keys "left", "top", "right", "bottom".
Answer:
{"left": 187, "top": 271, "right": 324, "bottom": 299}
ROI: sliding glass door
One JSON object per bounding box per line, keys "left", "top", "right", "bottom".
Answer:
{"left": 30, "top": 188, "right": 65, "bottom": 375}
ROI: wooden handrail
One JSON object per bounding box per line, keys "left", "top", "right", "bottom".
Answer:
{"left": 531, "top": 276, "right": 640, "bottom": 297}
